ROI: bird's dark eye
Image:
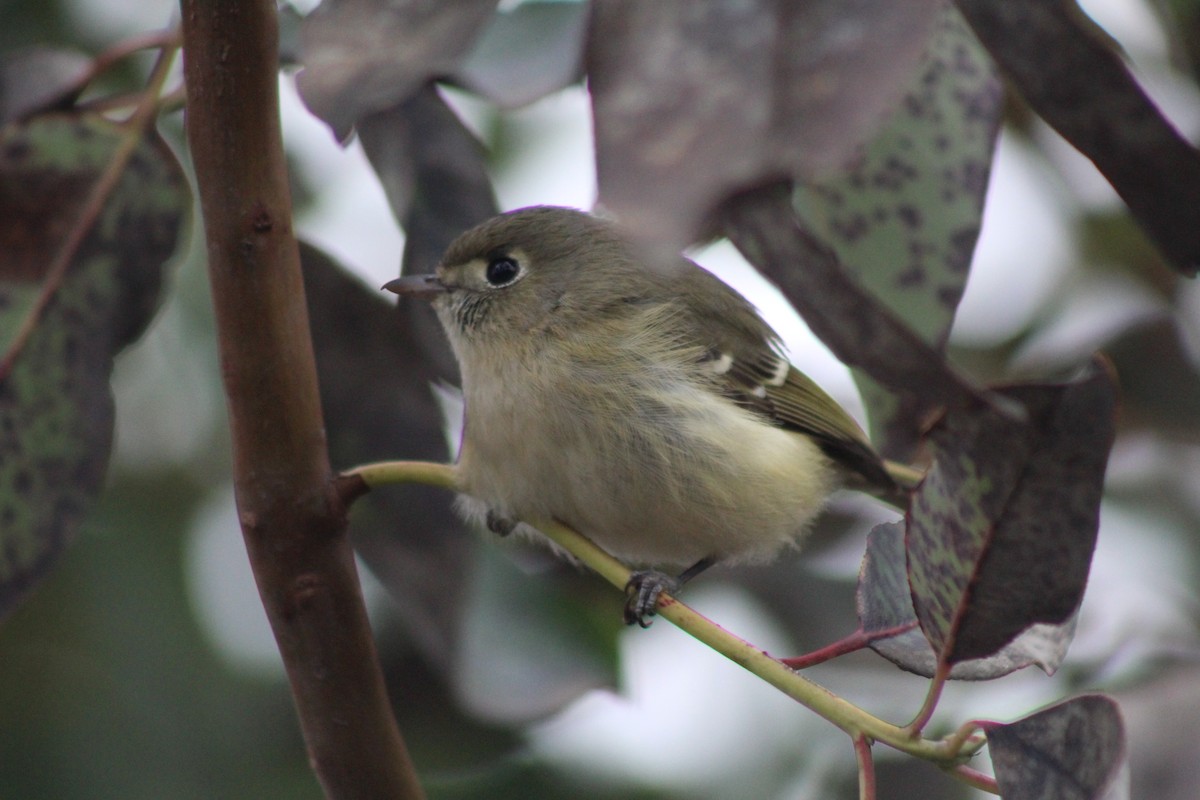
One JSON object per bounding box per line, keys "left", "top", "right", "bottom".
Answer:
{"left": 485, "top": 256, "right": 521, "bottom": 286}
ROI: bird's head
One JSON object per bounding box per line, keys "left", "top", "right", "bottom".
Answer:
{"left": 384, "top": 206, "right": 667, "bottom": 347}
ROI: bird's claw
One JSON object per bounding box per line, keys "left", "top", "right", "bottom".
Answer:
{"left": 623, "top": 570, "right": 682, "bottom": 627}
{"left": 485, "top": 510, "right": 517, "bottom": 536}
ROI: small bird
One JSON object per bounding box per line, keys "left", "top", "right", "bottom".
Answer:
{"left": 385, "top": 206, "right": 907, "bottom": 626}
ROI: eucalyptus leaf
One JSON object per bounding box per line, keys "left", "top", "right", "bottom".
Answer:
{"left": 0, "top": 113, "right": 186, "bottom": 619}
{"left": 858, "top": 522, "right": 1076, "bottom": 680}
{"left": 358, "top": 83, "right": 498, "bottom": 384}
{"left": 298, "top": 0, "right": 498, "bottom": 140}
{"left": 724, "top": 183, "right": 982, "bottom": 414}
{"left": 794, "top": 8, "right": 1003, "bottom": 456}
{"left": 455, "top": 1, "right": 587, "bottom": 109}
{"left": 0, "top": 47, "right": 91, "bottom": 124}
{"left": 985, "top": 695, "right": 1128, "bottom": 800}
{"left": 957, "top": 0, "right": 1200, "bottom": 275}
{"left": 907, "top": 359, "right": 1117, "bottom": 664}
{"left": 587, "top": 0, "right": 941, "bottom": 251}
{"left": 454, "top": 540, "right": 619, "bottom": 723}
{"left": 300, "top": 241, "right": 466, "bottom": 666}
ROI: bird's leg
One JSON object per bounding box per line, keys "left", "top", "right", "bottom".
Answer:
{"left": 485, "top": 509, "right": 517, "bottom": 536}
{"left": 623, "top": 556, "right": 717, "bottom": 628}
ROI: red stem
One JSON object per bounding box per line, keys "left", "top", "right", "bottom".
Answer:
{"left": 906, "top": 658, "right": 950, "bottom": 736}
{"left": 854, "top": 734, "right": 877, "bottom": 800}
{"left": 781, "top": 622, "right": 918, "bottom": 670}
{"left": 953, "top": 764, "right": 1000, "bottom": 794}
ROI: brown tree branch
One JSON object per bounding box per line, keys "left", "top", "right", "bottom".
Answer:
{"left": 179, "top": 3, "right": 424, "bottom": 797}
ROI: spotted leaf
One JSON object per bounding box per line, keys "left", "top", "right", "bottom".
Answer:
{"left": 0, "top": 113, "right": 186, "bottom": 618}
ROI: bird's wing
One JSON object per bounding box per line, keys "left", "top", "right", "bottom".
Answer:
{"left": 667, "top": 258, "right": 894, "bottom": 488}
{"left": 711, "top": 343, "right": 894, "bottom": 488}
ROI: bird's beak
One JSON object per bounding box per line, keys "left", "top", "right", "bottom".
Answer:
{"left": 382, "top": 274, "right": 447, "bottom": 299}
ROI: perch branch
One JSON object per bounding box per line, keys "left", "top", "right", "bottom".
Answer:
{"left": 180, "top": 3, "right": 423, "bottom": 797}
{"left": 346, "top": 460, "right": 994, "bottom": 778}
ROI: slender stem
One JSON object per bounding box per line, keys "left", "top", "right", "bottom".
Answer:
{"left": 156, "top": 85, "right": 187, "bottom": 116}
{"left": 782, "top": 622, "right": 919, "bottom": 670}
{"left": 942, "top": 719, "right": 988, "bottom": 758}
{"left": 180, "top": 4, "right": 423, "bottom": 798}
{"left": 0, "top": 41, "right": 177, "bottom": 381}
{"left": 906, "top": 659, "right": 951, "bottom": 736}
{"left": 782, "top": 629, "right": 872, "bottom": 669}
{"left": 951, "top": 765, "right": 1001, "bottom": 794}
{"left": 854, "top": 734, "right": 877, "bottom": 800}
{"left": 532, "top": 516, "right": 925, "bottom": 749}
{"left": 348, "top": 459, "right": 981, "bottom": 768}
{"left": 82, "top": 28, "right": 182, "bottom": 93}
{"left": 348, "top": 460, "right": 461, "bottom": 491}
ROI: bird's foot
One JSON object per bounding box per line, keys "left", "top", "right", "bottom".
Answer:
{"left": 623, "top": 570, "right": 682, "bottom": 628}
{"left": 485, "top": 509, "right": 517, "bottom": 536}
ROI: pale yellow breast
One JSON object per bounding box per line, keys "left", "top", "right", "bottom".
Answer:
{"left": 452, "top": 304, "right": 838, "bottom": 567}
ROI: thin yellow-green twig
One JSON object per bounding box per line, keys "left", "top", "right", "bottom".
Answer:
{"left": 943, "top": 719, "right": 988, "bottom": 758}
{"left": 347, "top": 459, "right": 994, "bottom": 782}
{"left": 350, "top": 460, "right": 461, "bottom": 492}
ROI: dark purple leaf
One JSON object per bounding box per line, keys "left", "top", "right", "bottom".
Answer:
{"left": 723, "top": 182, "right": 983, "bottom": 415}
{"left": 956, "top": 0, "right": 1200, "bottom": 276}
{"left": 455, "top": 1, "right": 587, "bottom": 109}
{"left": 858, "top": 523, "right": 916, "bottom": 633}
{"left": 297, "top": 0, "right": 498, "bottom": 140}
{"left": 985, "top": 695, "right": 1128, "bottom": 800}
{"left": 0, "top": 114, "right": 186, "bottom": 619}
{"left": 358, "top": 83, "right": 498, "bottom": 383}
{"left": 768, "top": 1, "right": 943, "bottom": 178}
{"left": 791, "top": 9, "right": 1003, "bottom": 457}
{"left": 0, "top": 48, "right": 91, "bottom": 124}
{"left": 587, "top": 0, "right": 941, "bottom": 251}
{"left": 277, "top": 4, "right": 305, "bottom": 67}
{"left": 1101, "top": 317, "right": 1200, "bottom": 436}
{"left": 587, "top": 0, "right": 771, "bottom": 251}
{"left": 859, "top": 522, "right": 1075, "bottom": 680}
{"left": 358, "top": 85, "right": 497, "bottom": 265}
{"left": 908, "top": 359, "right": 1118, "bottom": 664}
{"left": 301, "top": 241, "right": 465, "bottom": 665}
{"left": 454, "top": 544, "right": 620, "bottom": 722}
